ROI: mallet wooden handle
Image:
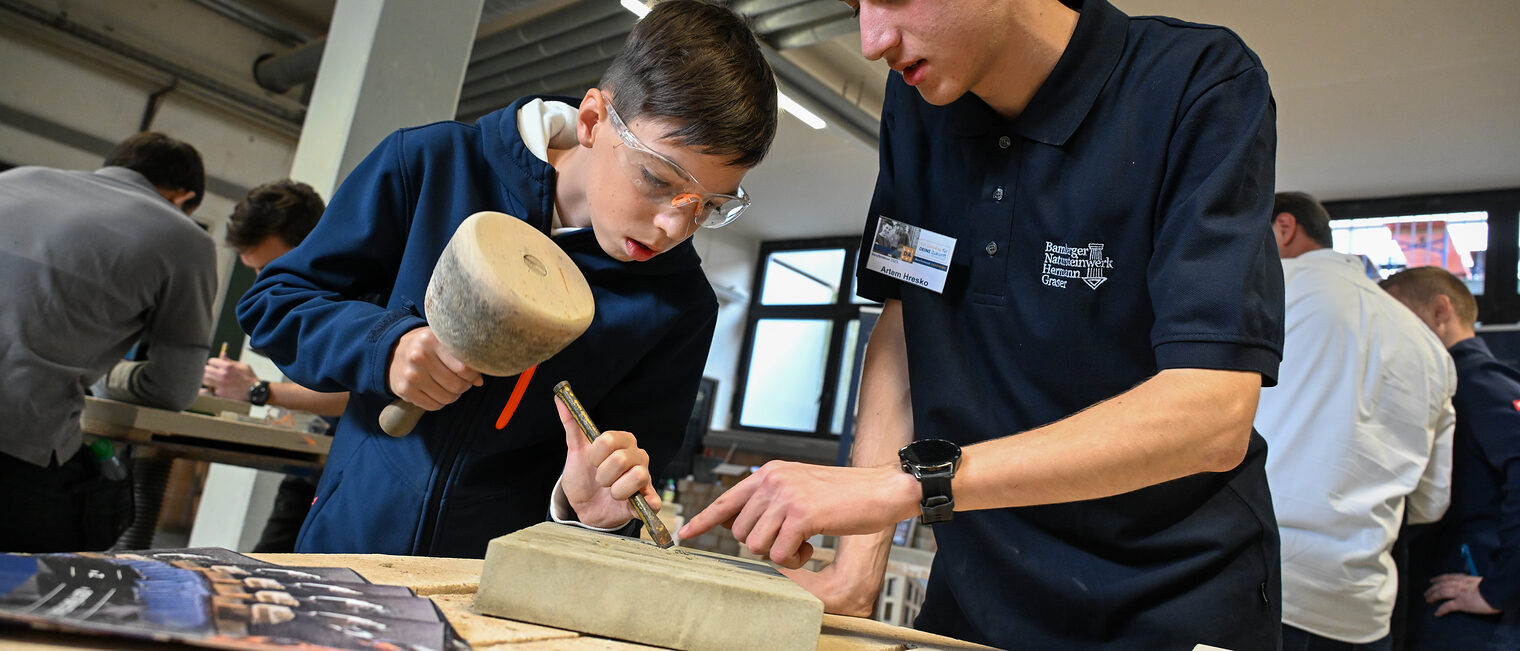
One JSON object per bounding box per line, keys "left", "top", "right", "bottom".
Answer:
{"left": 379, "top": 400, "right": 424, "bottom": 437}
{"left": 553, "top": 381, "right": 674, "bottom": 548}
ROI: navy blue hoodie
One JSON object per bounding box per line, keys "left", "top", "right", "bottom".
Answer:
{"left": 238, "top": 96, "right": 718, "bottom": 558}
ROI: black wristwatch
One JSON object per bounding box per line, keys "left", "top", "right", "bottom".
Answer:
{"left": 899, "top": 438, "right": 962, "bottom": 525}
{"left": 248, "top": 380, "right": 271, "bottom": 406}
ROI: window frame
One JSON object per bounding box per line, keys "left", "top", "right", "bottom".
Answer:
{"left": 730, "top": 236, "right": 869, "bottom": 439}
{"left": 1324, "top": 187, "right": 1520, "bottom": 323}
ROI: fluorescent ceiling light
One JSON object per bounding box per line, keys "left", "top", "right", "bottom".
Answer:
{"left": 778, "top": 91, "right": 826, "bottom": 130}
{"left": 620, "top": 0, "right": 650, "bottom": 17}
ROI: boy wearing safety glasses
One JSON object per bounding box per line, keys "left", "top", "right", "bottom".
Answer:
{"left": 238, "top": 0, "right": 777, "bottom": 557}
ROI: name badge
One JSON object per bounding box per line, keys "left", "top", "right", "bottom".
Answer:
{"left": 865, "top": 215, "right": 955, "bottom": 294}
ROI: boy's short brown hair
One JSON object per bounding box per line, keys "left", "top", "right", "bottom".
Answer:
{"left": 599, "top": 0, "right": 778, "bottom": 169}
{"left": 1380, "top": 266, "right": 1480, "bottom": 326}
{"left": 226, "top": 180, "right": 326, "bottom": 249}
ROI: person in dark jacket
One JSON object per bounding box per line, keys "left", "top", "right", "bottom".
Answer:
{"left": 1384, "top": 266, "right": 1520, "bottom": 650}
{"left": 237, "top": 0, "right": 777, "bottom": 558}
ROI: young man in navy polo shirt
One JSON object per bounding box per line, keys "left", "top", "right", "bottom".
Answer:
{"left": 681, "top": 0, "right": 1284, "bottom": 648}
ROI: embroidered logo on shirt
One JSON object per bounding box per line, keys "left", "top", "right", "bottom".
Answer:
{"left": 1041, "top": 241, "right": 1112, "bottom": 290}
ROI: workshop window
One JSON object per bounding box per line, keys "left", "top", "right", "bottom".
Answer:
{"left": 733, "top": 238, "right": 875, "bottom": 438}
{"left": 1325, "top": 188, "right": 1520, "bottom": 323}
{"left": 1331, "top": 212, "right": 1489, "bottom": 294}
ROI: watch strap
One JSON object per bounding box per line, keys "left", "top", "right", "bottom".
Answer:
{"left": 917, "top": 473, "right": 954, "bottom": 525}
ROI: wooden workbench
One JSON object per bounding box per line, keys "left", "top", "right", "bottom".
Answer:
{"left": 0, "top": 553, "right": 993, "bottom": 650}
{"left": 82, "top": 396, "right": 329, "bottom": 473}
{"left": 258, "top": 553, "right": 994, "bottom": 650}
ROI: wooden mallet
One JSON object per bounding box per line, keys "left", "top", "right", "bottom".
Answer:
{"left": 378, "top": 211, "right": 595, "bottom": 437}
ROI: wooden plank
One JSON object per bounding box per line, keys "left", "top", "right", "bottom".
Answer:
{"left": 187, "top": 393, "right": 252, "bottom": 416}
{"left": 244, "top": 551, "right": 994, "bottom": 650}
{"left": 113, "top": 436, "right": 322, "bottom": 472}
{"left": 249, "top": 553, "right": 482, "bottom": 595}
{"left": 429, "top": 593, "right": 581, "bottom": 646}
{"left": 83, "top": 397, "right": 329, "bottom": 456}
{"left": 820, "top": 615, "right": 995, "bottom": 650}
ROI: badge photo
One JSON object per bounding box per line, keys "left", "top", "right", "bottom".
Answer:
{"left": 865, "top": 216, "right": 956, "bottom": 294}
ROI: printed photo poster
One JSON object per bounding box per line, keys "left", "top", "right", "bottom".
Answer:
{"left": 866, "top": 215, "right": 954, "bottom": 293}
{"left": 0, "top": 548, "right": 468, "bottom": 651}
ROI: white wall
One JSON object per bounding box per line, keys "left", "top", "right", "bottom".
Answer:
{"left": 1, "top": 1, "right": 309, "bottom": 550}
{"left": 0, "top": 6, "right": 303, "bottom": 315}
{"left": 1113, "top": 0, "right": 1520, "bottom": 201}
{"left": 693, "top": 228, "right": 762, "bottom": 432}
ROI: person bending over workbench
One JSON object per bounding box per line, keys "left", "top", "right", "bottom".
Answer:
{"left": 202, "top": 179, "right": 348, "bottom": 553}
{"left": 0, "top": 132, "right": 216, "bottom": 552}
{"left": 238, "top": 0, "right": 778, "bottom": 557}
{"left": 205, "top": 179, "right": 347, "bottom": 420}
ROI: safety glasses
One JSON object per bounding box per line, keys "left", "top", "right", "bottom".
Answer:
{"left": 606, "top": 101, "right": 749, "bottom": 229}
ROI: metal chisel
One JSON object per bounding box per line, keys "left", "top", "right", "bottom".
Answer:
{"left": 552, "top": 380, "right": 675, "bottom": 548}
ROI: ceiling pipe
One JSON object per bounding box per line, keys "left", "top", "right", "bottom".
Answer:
{"left": 750, "top": 0, "right": 852, "bottom": 35}
{"left": 470, "top": 0, "right": 624, "bottom": 62}
{"left": 464, "top": 14, "right": 633, "bottom": 86}
{"left": 187, "top": 0, "right": 313, "bottom": 46}
{"left": 460, "top": 33, "right": 625, "bottom": 105}
{"left": 253, "top": 37, "right": 325, "bottom": 94}
{"left": 457, "top": 59, "right": 614, "bottom": 119}
{"left": 730, "top": 0, "right": 814, "bottom": 18}
{"left": 770, "top": 16, "right": 859, "bottom": 50}
{"left": 480, "top": 0, "right": 563, "bottom": 17}
{"left": 206, "top": 0, "right": 877, "bottom": 148}
{"left": 0, "top": 0, "right": 305, "bottom": 130}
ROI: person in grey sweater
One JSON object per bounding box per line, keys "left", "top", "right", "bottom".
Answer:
{"left": 0, "top": 131, "right": 216, "bottom": 552}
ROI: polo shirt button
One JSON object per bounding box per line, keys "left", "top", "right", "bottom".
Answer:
{"left": 985, "top": 241, "right": 998, "bottom": 256}
{"left": 998, "top": 136, "right": 1011, "bottom": 149}
{"left": 993, "top": 186, "right": 1004, "bottom": 201}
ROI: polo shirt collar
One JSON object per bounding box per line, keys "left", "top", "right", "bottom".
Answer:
{"left": 95, "top": 166, "right": 159, "bottom": 196}
{"left": 950, "top": 0, "right": 1127, "bottom": 145}
{"left": 1449, "top": 335, "right": 1491, "bottom": 358}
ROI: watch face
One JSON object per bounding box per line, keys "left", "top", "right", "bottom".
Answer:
{"left": 249, "top": 382, "right": 270, "bottom": 406}
{"left": 900, "top": 438, "right": 961, "bottom": 470}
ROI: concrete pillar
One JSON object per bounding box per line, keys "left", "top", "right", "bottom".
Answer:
{"left": 290, "top": 0, "right": 486, "bottom": 199}
{"left": 192, "top": 0, "right": 484, "bottom": 551}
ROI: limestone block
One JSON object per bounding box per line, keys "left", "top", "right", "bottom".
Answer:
{"left": 475, "top": 522, "right": 823, "bottom": 651}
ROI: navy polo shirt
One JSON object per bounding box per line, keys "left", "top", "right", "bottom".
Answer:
{"left": 1405, "top": 336, "right": 1520, "bottom": 648}
{"left": 854, "top": 0, "right": 1284, "bottom": 648}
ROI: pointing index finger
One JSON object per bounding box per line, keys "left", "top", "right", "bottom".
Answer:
{"left": 678, "top": 479, "right": 757, "bottom": 539}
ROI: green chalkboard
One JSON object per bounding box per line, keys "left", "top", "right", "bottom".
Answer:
{"left": 209, "top": 261, "right": 258, "bottom": 361}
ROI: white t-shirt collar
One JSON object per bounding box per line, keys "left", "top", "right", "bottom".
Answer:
{"left": 516, "top": 98, "right": 582, "bottom": 234}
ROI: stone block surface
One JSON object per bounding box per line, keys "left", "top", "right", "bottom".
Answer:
{"left": 475, "top": 522, "right": 823, "bottom": 651}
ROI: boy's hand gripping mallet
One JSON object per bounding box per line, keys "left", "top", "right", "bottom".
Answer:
{"left": 378, "top": 211, "right": 595, "bottom": 437}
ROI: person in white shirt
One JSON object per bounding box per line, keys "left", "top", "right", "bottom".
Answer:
{"left": 1255, "top": 191, "right": 1457, "bottom": 650}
